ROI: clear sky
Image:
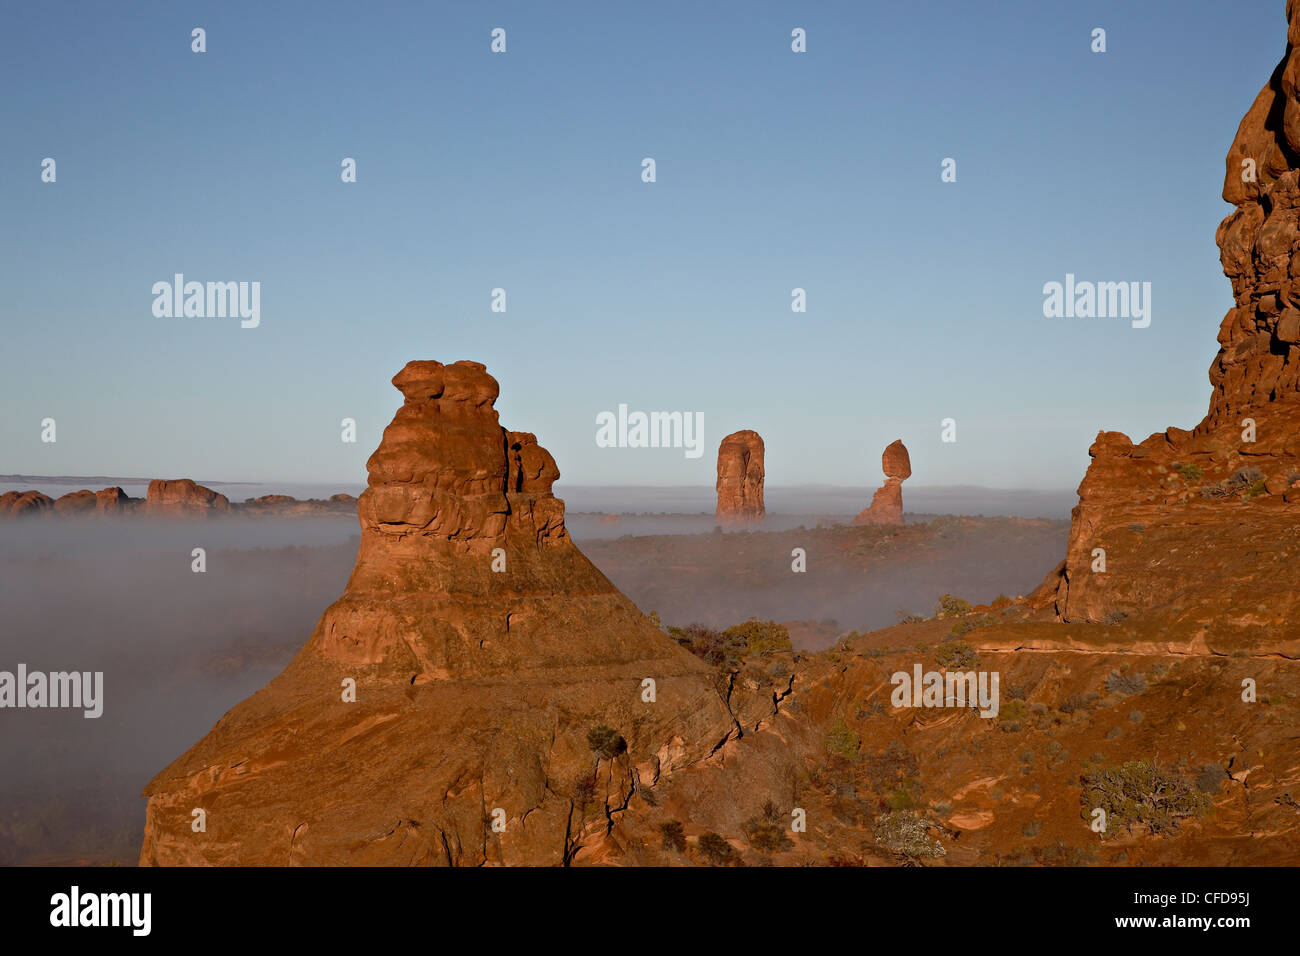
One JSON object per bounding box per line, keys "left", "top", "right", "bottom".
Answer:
{"left": 0, "top": 0, "right": 1283, "bottom": 490}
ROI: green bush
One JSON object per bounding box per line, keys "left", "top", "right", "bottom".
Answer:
{"left": 666, "top": 623, "right": 746, "bottom": 669}
{"left": 659, "top": 820, "right": 686, "bottom": 853}
{"left": 586, "top": 725, "right": 626, "bottom": 760}
{"left": 935, "top": 594, "right": 972, "bottom": 618}
{"left": 1080, "top": 759, "right": 1211, "bottom": 837}
{"left": 1175, "top": 463, "right": 1203, "bottom": 482}
{"left": 825, "top": 718, "right": 861, "bottom": 761}
{"left": 697, "top": 832, "right": 737, "bottom": 866}
{"left": 742, "top": 800, "right": 793, "bottom": 854}
{"left": 936, "top": 640, "right": 978, "bottom": 669}
{"left": 724, "top": 619, "right": 793, "bottom": 657}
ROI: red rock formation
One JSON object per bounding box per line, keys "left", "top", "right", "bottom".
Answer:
{"left": 715, "top": 430, "right": 765, "bottom": 522}
{"left": 52, "top": 490, "right": 98, "bottom": 515}
{"left": 0, "top": 490, "right": 53, "bottom": 516}
{"left": 144, "top": 479, "right": 230, "bottom": 517}
{"left": 853, "top": 439, "right": 911, "bottom": 526}
{"left": 140, "top": 360, "right": 773, "bottom": 866}
{"left": 1040, "top": 1, "right": 1300, "bottom": 644}
{"left": 95, "top": 486, "right": 134, "bottom": 514}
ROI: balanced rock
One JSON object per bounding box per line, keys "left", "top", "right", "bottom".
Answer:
{"left": 140, "top": 360, "right": 758, "bottom": 866}
{"left": 854, "top": 439, "right": 910, "bottom": 526}
{"left": 715, "top": 430, "right": 765, "bottom": 521}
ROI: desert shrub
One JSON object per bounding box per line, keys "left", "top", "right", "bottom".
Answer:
{"left": 724, "top": 619, "right": 792, "bottom": 657}
{"left": 586, "top": 725, "right": 626, "bottom": 760}
{"left": 1080, "top": 759, "right": 1212, "bottom": 837}
{"left": 998, "top": 699, "right": 1029, "bottom": 731}
{"left": 990, "top": 594, "right": 1012, "bottom": 610}
{"left": 1195, "top": 764, "right": 1226, "bottom": 795}
{"left": 742, "top": 800, "right": 793, "bottom": 854}
{"left": 873, "top": 810, "right": 945, "bottom": 862}
{"left": 666, "top": 623, "right": 746, "bottom": 669}
{"left": 1202, "top": 466, "right": 1267, "bottom": 500}
{"left": 697, "top": 832, "right": 737, "bottom": 866}
{"left": 1058, "top": 694, "right": 1087, "bottom": 714}
{"left": 1174, "top": 463, "right": 1203, "bottom": 481}
{"left": 863, "top": 741, "right": 919, "bottom": 791}
{"left": 948, "top": 618, "right": 977, "bottom": 638}
{"left": 825, "top": 718, "right": 861, "bottom": 761}
{"left": 935, "top": 594, "right": 972, "bottom": 618}
{"left": 936, "top": 640, "right": 978, "bottom": 670}
{"left": 1128, "top": 710, "right": 1144, "bottom": 723}
{"left": 1106, "top": 669, "right": 1147, "bottom": 696}
{"left": 885, "top": 788, "right": 915, "bottom": 810}
{"left": 659, "top": 820, "right": 686, "bottom": 852}
{"left": 1229, "top": 465, "right": 1265, "bottom": 489}
{"left": 1102, "top": 610, "right": 1129, "bottom": 625}
{"left": 1021, "top": 819, "right": 1042, "bottom": 838}
{"left": 571, "top": 774, "right": 597, "bottom": 808}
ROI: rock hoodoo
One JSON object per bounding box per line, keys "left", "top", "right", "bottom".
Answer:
{"left": 853, "top": 439, "right": 911, "bottom": 526}
{"left": 715, "top": 430, "right": 765, "bottom": 522}
{"left": 139, "top": 360, "right": 773, "bottom": 866}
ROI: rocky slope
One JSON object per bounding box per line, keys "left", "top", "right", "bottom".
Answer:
{"left": 140, "top": 361, "right": 783, "bottom": 865}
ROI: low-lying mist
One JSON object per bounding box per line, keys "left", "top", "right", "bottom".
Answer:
{"left": 0, "top": 507, "right": 1067, "bottom": 864}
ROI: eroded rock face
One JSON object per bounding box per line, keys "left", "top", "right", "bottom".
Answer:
{"left": 144, "top": 479, "right": 230, "bottom": 517}
{"left": 1044, "top": 1, "right": 1300, "bottom": 643}
{"left": 140, "top": 360, "right": 766, "bottom": 866}
{"left": 716, "top": 430, "right": 765, "bottom": 522}
{"left": 52, "top": 490, "right": 98, "bottom": 515}
{"left": 854, "top": 440, "right": 911, "bottom": 526}
{"left": 0, "top": 490, "right": 53, "bottom": 517}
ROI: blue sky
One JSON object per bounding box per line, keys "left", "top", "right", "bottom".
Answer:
{"left": 0, "top": 0, "right": 1283, "bottom": 490}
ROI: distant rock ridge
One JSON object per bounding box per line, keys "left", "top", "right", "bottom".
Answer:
{"left": 0, "top": 481, "right": 357, "bottom": 518}
{"left": 715, "top": 430, "right": 765, "bottom": 522}
{"left": 853, "top": 439, "right": 911, "bottom": 526}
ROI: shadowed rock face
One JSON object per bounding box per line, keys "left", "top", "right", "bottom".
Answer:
{"left": 1039, "top": 0, "right": 1300, "bottom": 647}
{"left": 854, "top": 439, "right": 911, "bottom": 527}
{"left": 715, "top": 430, "right": 765, "bottom": 522}
{"left": 139, "top": 360, "right": 774, "bottom": 866}
{"left": 0, "top": 490, "right": 53, "bottom": 516}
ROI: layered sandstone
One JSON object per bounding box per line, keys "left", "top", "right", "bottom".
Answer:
{"left": 1039, "top": 1, "right": 1300, "bottom": 648}
{"left": 140, "top": 361, "right": 779, "bottom": 866}
{"left": 715, "top": 430, "right": 765, "bottom": 522}
{"left": 853, "top": 439, "right": 911, "bottom": 526}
